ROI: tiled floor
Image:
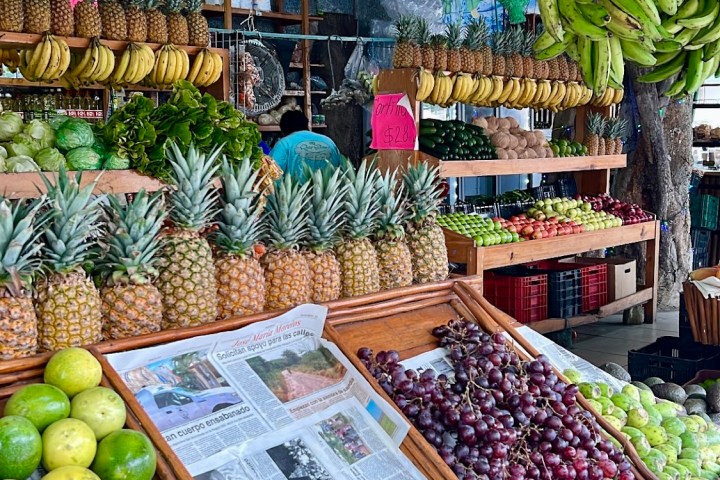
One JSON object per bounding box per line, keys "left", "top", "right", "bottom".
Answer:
{"left": 569, "top": 311, "right": 679, "bottom": 368}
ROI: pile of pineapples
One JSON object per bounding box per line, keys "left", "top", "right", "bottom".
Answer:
{"left": 0, "top": 0, "right": 209, "bottom": 47}
{"left": 390, "top": 16, "right": 622, "bottom": 112}
{"left": 0, "top": 144, "right": 448, "bottom": 362}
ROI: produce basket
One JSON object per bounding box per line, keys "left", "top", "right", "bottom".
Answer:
{"left": 0, "top": 356, "right": 186, "bottom": 479}
{"left": 628, "top": 335, "right": 720, "bottom": 384}
{"left": 682, "top": 281, "right": 720, "bottom": 345}
{"left": 683, "top": 369, "right": 720, "bottom": 387}
{"left": 327, "top": 281, "right": 654, "bottom": 480}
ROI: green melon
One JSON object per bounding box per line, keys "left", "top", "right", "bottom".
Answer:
{"left": 91, "top": 429, "right": 156, "bottom": 480}
{"left": 0, "top": 415, "right": 43, "bottom": 479}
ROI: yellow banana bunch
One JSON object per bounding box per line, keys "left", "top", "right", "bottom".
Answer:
{"left": 428, "top": 72, "right": 454, "bottom": 106}
{"left": 468, "top": 75, "right": 494, "bottom": 106}
{"left": 149, "top": 44, "right": 190, "bottom": 89}
{"left": 484, "top": 75, "right": 506, "bottom": 105}
{"left": 0, "top": 48, "right": 21, "bottom": 73}
{"left": 591, "top": 86, "right": 623, "bottom": 107}
{"left": 18, "top": 33, "right": 71, "bottom": 82}
{"left": 450, "top": 73, "right": 477, "bottom": 103}
{"left": 111, "top": 43, "right": 155, "bottom": 86}
{"left": 415, "top": 67, "right": 435, "bottom": 102}
{"left": 64, "top": 38, "right": 115, "bottom": 86}
{"left": 187, "top": 48, "right": 223, "bottom": 87}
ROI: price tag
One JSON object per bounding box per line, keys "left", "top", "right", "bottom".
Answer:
{"left": 370, "top": 93, "right": 417, "bottom": 151}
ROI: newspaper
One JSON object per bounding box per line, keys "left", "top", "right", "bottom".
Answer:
{"left": 195, "top": 398, "right": 425, "bottom": 480}
{"left": 104, "top": 305, "right": 413, "bottom": 477}
{"left": 400, "top": 347, "right": 454, "bottom": 380}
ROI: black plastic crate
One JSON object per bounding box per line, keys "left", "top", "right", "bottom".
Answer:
{"left": 692, "top": 228, "right": 711, "bottom": 252}
{"left": 531, "top": 184, "right": 557, "bottom": 200}
{"left": 546, "top": 269, "right": 582, "bottom": 318}
{"left": 555, "top": 177, "right": 578, "bottom": 199}
{"left": 679, "top": 293, "right": 693, "bottom": 342}
{"left": 693, "top": 249, "right": 710, "bottom": 270}
{"left": 690, "top": 194, "right": 720, "bottom": 230}
{"left": 628, "top": 336, "right": 720, "bottom": 384}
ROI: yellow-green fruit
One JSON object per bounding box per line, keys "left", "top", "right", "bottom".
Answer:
{"left": 689, "top": 415, "right": 708, "bottom": 432}
{"left": 579, "top": 382, "right": 601, "bottom": 400}
{"left": 630, "top": 435, "right": 652, "bottom": 457}
{"left": 612, "top": 407, "right": 628, "bottom": 423}
{"left": 603, "top": 414, "right": 625, "bottom": 430}
{"left": 622, "top": 426, "right": 644, "bottom": 438}
{"left": 597, "top": 396, "right": 615, "bottom": 415}
{"left": 627, "top": 407, "right": 650, "bottom": 428}
{"left": 641, "top": 425, "right": 670, "bottom": 446}
{"left": 598, "top": 382, "right": 614, "bottom": 397}
{"left": 586, "top": 399, "right": 603, "bottom": 413}
{"left": 663, "top": 417, "right": 687, "bottom": 437}
{"left": 656, "top": 444, "right": 678, "bottom": 463}
{"left": 646, "top": 405, "right": 663, "bottom": 426}
{"left": 563, "top": 368, "right": 582, "bottom": 384}
{"left": 612, "top": 392, "right": 640, "bottom": 411}
{"left": 682, "top": 417, "right": 701, "bottom": 434}
{"left": 640, "top": 389, "right": 656, "bottom": 408}
{"left": 680, "top": 447, "right": 700, "bottom": 460}
{"left": 622, "top": 384, "right": 641, "bottom": 402}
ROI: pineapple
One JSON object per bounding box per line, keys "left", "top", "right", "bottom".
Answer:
{"left": 508, "top": 27, "right": 524, "bottom": 78}
{"left": 462, "top": 20, "right": 482, "bottom": 74}
{"left": 547, "top": 57, "right": 559, "bottom": 81}
{"left": 374, "top": 170, "right": 413, "bottom": 291}
{"left": 0, "top": 0, "right": 24, "bottom": 32}
{"left": 445, "top": 22, "right": 463, "bottom": 74}
{"left": 124, "top": 0, "right": 147, "bottom": 42}
{"left": 411, "top": 18, "right": 422, "bottom": 68}
{"left": 36, "top": 170, "right": 104, "bottom": 352}
{"left": 557, "top": 54, "right": 570, "bottom": 82}
{"left": 392, "top": 15, "right": 417, "bottom": 69}
{"left": 50, "top": 0, "right": 74, "bottom": 36}
{"left": 99, "top": 0, "right": 127, "bottom": 40}
{"left": 430, "top": 34, "right": 448, "bottom": 71}
{"left": 23, "top": 0, "right": 51, "bottom": 34}
{"left": 521, "top": 30, "right": 535, "bottom": 79}
{"left": 584, "top": 113, "right": 603, "bottom": 156}
{"left": 262, "top": 175, "right": 312, "bottom": 310}
{"left": 186, "top": 0, "right": 209, "bottom": 47}
{"left": 0, "top": 197, "right": 44, "bottom": 360}
{"left": 212, "top": 158, "right": 266, "bottom": 319}
{"left": 491, "top": 31, "right": 507, "bottom": 77}
{"left": 304, "top": 167, "right": 347, "bottom": 303}
{"left": 568, "top": 59, "right": 579, "bottom": 84}
{"left": 145, "top": 0, "right": 168, "bottom": 44}
{"left": 165, "top": 0, "right": 188, "bottom": 45}
{"left": 417, "top": 18, "right": 435, "bottom": 70}
{"left": 74, "top": 0, "right": 102, "bottom": 38}
{"left": 611, "top": 118, "right": 628, "bottom": 155}
{"left": 598, "top": 117, "right": 610, "bottom": 155}
{"left": 156, "top": 142, "right": 220, "bottom": 329}
{"left": 402, "top": 163, "right": 448, "bottom": 284}
{"left": 335, "top": 160, "right": 381, "bottom": 298}
{"left": 97, "top": 190, "right": 166, "bottom": 340}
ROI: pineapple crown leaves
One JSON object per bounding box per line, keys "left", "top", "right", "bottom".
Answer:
{"left": 341, "top": 158, "right": 381, "bottom": 240}
{"left": 163, "top": 0, "right": 185, "bottom": 14}
{"left": 464, "top": 19, "right": 484, "bottom": 51}
{"left": 392, "top": 15, "right": 420, "bottom": 44}
{"left": 263, "top": 174, "right": 310, "bottom": 250}
{"left": 212, "top": 157, "right": 265, "bottom": 257}
{"left": 402, "top": 162, "right": 443, "bottom": 226}
{"left": 304, "top": 165, "right": 348, "bottom": 252}
{"left": 166, "top": 141, "right": 221, "bottom": 232}
{"left": 375, "top": 169, "right": 410, "bottom": 242}
{"left": 429, "top": 34, "right": 447, "bottom": 48}
{"left": 444, "top": 22, "right": 465, "bottom": 50}
{"left": 522, "top": 30, "right": 535, "bottom": 56}
{"left": 416, "top": 18, "right": 431, "bottom": 45}
{"left": 39, "top": 169, "right": 105, "bottom": 274}
{"left": 0, "top": 196, "right": 47, "bottom": 296}
{"left": 586, "top": 112, "right": 605, "bottom": 135}
{"left": 97, "top": 190, "right": 167, "bottom": 287}
{"left": 492, "top": 30, "right": 508, "bottom": 54}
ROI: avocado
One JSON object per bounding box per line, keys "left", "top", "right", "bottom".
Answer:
{"left": 632, "top": 380, "right": 652, "bottom": 392}
{"left": 685, "top": 398, "right": 708, "bottom": 415}
{"left": 644, "top": 377, "right": 666, "bottom": 387}
{"left": 685, "top": 384, "right": 707, "bottom": 400}
{"left": 601, "top": 362, "right": 632, "bottom": 383}
{"left": 706, "top": 383, "right": 720, "bottom": 413}
{"left": 652, "top": 383, "right": 688, "bottom": 405}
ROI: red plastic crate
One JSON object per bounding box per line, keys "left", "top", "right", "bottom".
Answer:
{"left": 485, "top": 271, "right": 548, "bottom": 323}
{"left": 527, "top": 261, "right": 608, "bottom": 313}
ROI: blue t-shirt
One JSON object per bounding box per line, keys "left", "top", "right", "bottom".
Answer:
{"left": 270, "top": 131, "right": 341, "bottom": 178}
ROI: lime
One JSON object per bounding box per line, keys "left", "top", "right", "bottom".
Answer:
{"left": 91, "top": 429, "right": 157, "bottom": 480}
{"left": 5, "top": 383, "right": 70, "bottom": 431}
{"left": 44, "top": 348, "right": 102, "bottom": 398}
{"left": 0, "top": 415, "right": 42, "bottom": 480}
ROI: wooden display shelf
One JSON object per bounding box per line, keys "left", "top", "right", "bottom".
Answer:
{"left": 0, "top": 76, "right": 176, "bottom": 92}
{"left": 257, "top": 124, "right": 281, "bottom": 132}
{"left": 0, "top": 170, "right": 165, "bottom": 199}
{"left": 289, "top": 62, "right": 325, "bottom": 68}
{"left": 201, "top": 4, "right": 322, "bottom": 22}
{"left": 419, "top": 152, "right": 627, "bottom": 178}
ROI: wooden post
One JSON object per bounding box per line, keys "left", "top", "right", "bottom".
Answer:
{"left": 223, "top": 0, "right": 232, "bottom": 29}
{"left": 645, "top": 220, "right": 661, "bottom": 323}
{"left": 302, "top": 0, "right": 312, "bottom": 130}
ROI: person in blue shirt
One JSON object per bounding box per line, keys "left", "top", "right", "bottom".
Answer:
{"left": 270, "top": 110, "right": 341, "bottom": 178}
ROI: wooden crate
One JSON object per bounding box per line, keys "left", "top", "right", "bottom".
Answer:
{"left": 0, "top": 357, "right": 186, "bottom": 479}
{"left": 326, "top": 281, "right": 655, "bottom": 480}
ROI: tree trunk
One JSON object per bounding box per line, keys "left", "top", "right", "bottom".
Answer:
{"left": 611, "top": 64, "right": 692, "bottom": 310}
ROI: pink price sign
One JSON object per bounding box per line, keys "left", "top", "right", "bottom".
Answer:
{"left": 370, "top": 93, "right": 417, "bottom": 151}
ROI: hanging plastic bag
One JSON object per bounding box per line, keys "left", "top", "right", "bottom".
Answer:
{"left": 344, "top": 42, "right": 365, "bottom": 81}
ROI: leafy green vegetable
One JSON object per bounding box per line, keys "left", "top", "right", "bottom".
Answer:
{"left": 99, "top": 81, "right": 261, "bottom": 181}
{"left": 35, "top": 147, "right": 67, "bottom": 171}
{"left": 55, "top": 118, "right": 94, "bottom": 151}
{"left": 24, "top": 120, "right": 55, "bottom": 149}
{"left": 6, "top": 155, "right": 39, "bottom": 172}
{"left": 0, "top": 112, "right": 24, "bottom": 142}
{"left": 6, "top": 133, "right": 41, "bottom": 158}
{"left": 66, "top": 147, "right": 103, "bottom": 170}
{"left": 48, "top": 115, "right": 71, "bottom": 130}
{"left": 0, "top": 145, "right": 6, "bottom": 159}
{"left": 103, "top": 150, "right": 130, "bottom": 170}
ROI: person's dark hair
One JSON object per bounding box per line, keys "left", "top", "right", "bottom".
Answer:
{"left": 280, "top": 110, "right": 309, "bottom": 135}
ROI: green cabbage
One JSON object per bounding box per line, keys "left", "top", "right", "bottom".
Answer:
{"left": 103, "top": 150, "right": 130, "bottom": 170}
{"left": 6, "top": 155, "right": 39, "bottom": 173}
{"left": 0, "top": 112, "right": 24, "bottom": 142}
{"left": 55, "top": 118, "right": 94, "bottom": 151}
{"left": 35, "top": 147, "right": 67, "bottom": 172}
{"left": 0, "top": 145, "right": 6, "bottom": 159}
{"left": 48, "top": 115, "right": 71, "bottom": 130}
{"left": 6, "top": 133, "right": 41, "bottom": 158}
{"left": 24, "top": 120, "right": 55, "bottom": 149}
{"left": 65, "top": 147, "right": 102, "bottom": 170}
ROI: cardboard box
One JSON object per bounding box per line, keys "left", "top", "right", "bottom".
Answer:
{"left": 561, "top": 256, "right": 636, "bottom": 301}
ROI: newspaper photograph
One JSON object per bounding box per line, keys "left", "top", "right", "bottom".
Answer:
{"left": 103, "top": 305, "right": 410, "bottom": 475}
{"left": 194, "top": 399, "right": 425, "bottom": 480}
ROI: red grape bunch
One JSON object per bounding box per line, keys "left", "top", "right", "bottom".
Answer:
{"left": 358, "top": 319, "right": 635, "bottom": 480}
